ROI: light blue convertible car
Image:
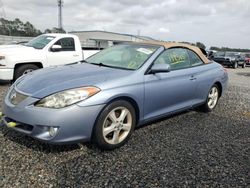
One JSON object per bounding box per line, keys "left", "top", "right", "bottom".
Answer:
{"left": 0, "top": 42, "right": 228, "bottom": 149}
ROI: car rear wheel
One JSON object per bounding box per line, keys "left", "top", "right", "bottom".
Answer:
{"left": 93, "top": 100, "right": 136, "bottom": 150}
{"left": 200, "top": 84, "right": 219, "bottom": 112}
{"left": 14, "top": 64, "right": 39, "bottom": 81}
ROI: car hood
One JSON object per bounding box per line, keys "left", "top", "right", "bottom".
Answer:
{"left": 0, "top": 45, "right": 37, "bottom": 56}
{"left": 15, "top": 63, "right": 133, "bottom": 98}
{"left": 0, "top": 44, "right": 21, "bottom": 49}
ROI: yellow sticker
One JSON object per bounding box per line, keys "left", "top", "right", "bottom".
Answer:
{"left": 7, "top": 122, "right": 17, "bottom": 128}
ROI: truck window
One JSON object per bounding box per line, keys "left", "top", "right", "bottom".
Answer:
{"left": 54, "top": 37, "right": 75, "bottom": 51}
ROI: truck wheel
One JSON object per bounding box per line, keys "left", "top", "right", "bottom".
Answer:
{"left": 14, "top": 64, "right": 39, "bottom": 81}
{"left": 233, "top": 62, "right": 238, "bottom": 69}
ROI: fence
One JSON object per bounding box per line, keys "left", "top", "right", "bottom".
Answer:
{"left": 0, "top": 35, "right": 33, "bottom": 45}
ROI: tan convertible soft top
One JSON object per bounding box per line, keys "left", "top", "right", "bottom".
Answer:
{"left": 138, "top": 41, "right": 210, "bottom": 64}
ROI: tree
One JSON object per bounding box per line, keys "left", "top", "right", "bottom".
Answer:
{"left": 44, "top": 29, "right": 52, "bottom": 33}
{"left": 51, "top": 27, "right": 66, "bottom": 33}
{"left": 210, "top": 46, "right": 250, "bottom": 53}
{"left": 196, "top": 42, "right": 206, "bottom": 50}
{"left": 0, "top": 18, "right": 42, "bottom": 36}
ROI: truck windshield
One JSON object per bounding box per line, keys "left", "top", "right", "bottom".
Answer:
{"left": 86, "top": 44, "right": 158, "bottom": 70}
{"left": 225, "top": 52, "right": 236, "bottom": 57}
{"left": 214, "top": 52, "right": 225, "bottom": 57}
{"left": 25, "top": 35, "right": 55, "bottom": 49}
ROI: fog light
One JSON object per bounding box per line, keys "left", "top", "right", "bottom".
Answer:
{"left": 7, "top": 122, "right": 17, "bottom": 128}
{"left": 49, "top": 127, "right": 59, "bottom": 137}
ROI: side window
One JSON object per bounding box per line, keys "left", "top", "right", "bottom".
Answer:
{"left": 154, "top": 48, "right": 190, "bottom": 70}
{"left": 187, "top": 49, "right": 204, "bottom": 66}
{"left": 54, "top": 37, "right": 75, "bottom": 51}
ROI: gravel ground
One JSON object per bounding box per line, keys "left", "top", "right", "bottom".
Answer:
{"left": 0, "top": 67, "right": 250, "bottom": 188}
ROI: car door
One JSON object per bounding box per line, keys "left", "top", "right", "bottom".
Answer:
{"left": 143, "top": 48, "right": 198, "bottom": 120}
{"left": 46, "top": 37, "right": 81, "bottom": 66}
{"left": 186, "top": 49, "right": 218, "bottom": 104}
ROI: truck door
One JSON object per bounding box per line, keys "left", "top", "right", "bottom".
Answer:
{"left": 46, "top": 37, "right": 81, "bottom": 66}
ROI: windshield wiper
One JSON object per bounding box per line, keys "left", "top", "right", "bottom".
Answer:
{"left": 80, "top": 60, "right": 89, "bottom": 64}
{"left": 90, "top": 62, "right": 115, "bottom": 68}
{"left": 88, "top": 62, "right": 134, "bottom": 71}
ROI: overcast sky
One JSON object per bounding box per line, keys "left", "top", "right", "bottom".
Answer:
{"left": 1, "top": 0, "right": 250, "bottom": 48}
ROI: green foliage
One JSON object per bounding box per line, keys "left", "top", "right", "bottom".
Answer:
{"left": 0, "top": 18, "right": 66, "bottom": 37}
{"left": 210, "top": 46, "right": 250, "bottom": 53}
{"left": 196, "top": 42, "right": 206, "bottom": 50}
{"left": 0, "top": 18, "right": 42, "bottom": 37}
{"left": 45, "top": 27, "right": 66, "bottom": 33}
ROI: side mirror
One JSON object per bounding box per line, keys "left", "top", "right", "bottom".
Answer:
{"left": 51, "top": 45, "right": 62, "bottom": 52}
{"left": 150, "top": 63, "right": 171, "bottom": 74}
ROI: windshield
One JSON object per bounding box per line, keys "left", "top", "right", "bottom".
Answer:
{"left": 86, "top": 44, "right": 159, "bottom": 70}
{"left": 214, "top": 52, "right": 225, "bottom": 57}
{"left": 225, "top": 52, "right": 236, "bottom": 57}
{"left": 245, "top": 54, "right": 250, "bottom": 58}
{"left": 25, "top": 35, "right": 55, "bottom": 49}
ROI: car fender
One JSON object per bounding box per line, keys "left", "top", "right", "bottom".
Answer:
{"left": 77, "top": 85, "right": 144, "bottom": 121}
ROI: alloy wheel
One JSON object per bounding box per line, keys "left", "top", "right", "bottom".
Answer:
{"left": 207, "top": 86, "right": 219, "bottom": 109}
{"left": 102, "top": 107, "right": 132, "bottom": 145}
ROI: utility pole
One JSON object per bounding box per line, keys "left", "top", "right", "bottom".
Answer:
{"left": 0, "top": 0, "right": 6, "bottom": 18}
{"left": 57, "top": 0, "right": 63, "bottom": 29}
{"left": 137, "top": 29, "right": 141, "bottom": 36}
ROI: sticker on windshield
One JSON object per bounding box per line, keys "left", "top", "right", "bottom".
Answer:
{"left": 136, "top": 48, "right": 153, "bottom": 55}
{"left": 46, "top": 37, "right": 54, "bottom": 40}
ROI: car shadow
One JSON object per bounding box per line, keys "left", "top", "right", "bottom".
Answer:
{"left": 237, "top": 72, "right": 250, "bottom": 77}
{"left": 0, "top": 126, "right": 80, "bottom": 153}
{"left": 136, "top": 109, "right": 194, "bottom": 130}
{"left": 0, "top": 109, "right": 199, "bottom": 154}
{"left": 52, "top": 115, "right": 250, "bottom": 188}
{"left": 0, "top": 80, "right": 11, "bottom": 86}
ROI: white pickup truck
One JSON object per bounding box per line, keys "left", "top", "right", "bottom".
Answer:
{"left": 0, "top": 33, "right": 99, "bottom": 81}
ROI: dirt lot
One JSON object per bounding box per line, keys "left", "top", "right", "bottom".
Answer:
{"left": 0, "top": 67, "right": 249, "bottom": 188}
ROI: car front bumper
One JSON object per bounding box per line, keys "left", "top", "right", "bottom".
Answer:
{"left": 0, "top": 68, "right": 14, "bottom": 80}
{"left": 1, "top": 94, "right": 105, "bottom": 144}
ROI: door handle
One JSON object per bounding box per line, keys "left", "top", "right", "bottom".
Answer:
{"left": 73, "top": 54, "right": 80, "bottom": 57}
{"left": 190, "top": 75, "right": 197, "bottom": 81}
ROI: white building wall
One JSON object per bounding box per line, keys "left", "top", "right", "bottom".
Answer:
{"left": 0, "top": 35, "right": 33, "bottom": 45}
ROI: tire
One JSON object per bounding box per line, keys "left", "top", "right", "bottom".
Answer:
{"left": 200, "top": 84, "right": 220, "bottom": 113}
{"left": 233, "top": 62, "right": 238, "bottom": 69}
{"left": 242, "top": 63, "right": 246, "bottom": 68}
{"left": 14, "top": 64, "right": 39, "bottom": 81}
{"left": 92, "top": 100, "right": 136, "bottom": 150}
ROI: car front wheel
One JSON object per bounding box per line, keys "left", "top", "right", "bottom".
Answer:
{"left": 233, "top": 62, "right": 238, "bottom": 69}
{"left": 93, "top": 100, "right": 136, "bottom": 150}
{"left": 200, "top": 84, "right": 219, "bottom": 112}
{"left": 242, "top": 62, "right": 246, "bottom": 68}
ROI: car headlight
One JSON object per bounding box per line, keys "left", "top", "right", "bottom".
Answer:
{"left": 35, "top": 87, "right": 100, "bottom": 109}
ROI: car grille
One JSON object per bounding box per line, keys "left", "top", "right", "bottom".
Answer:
{"left": 9, "top": 88, "right": 28, "bottom": 105}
